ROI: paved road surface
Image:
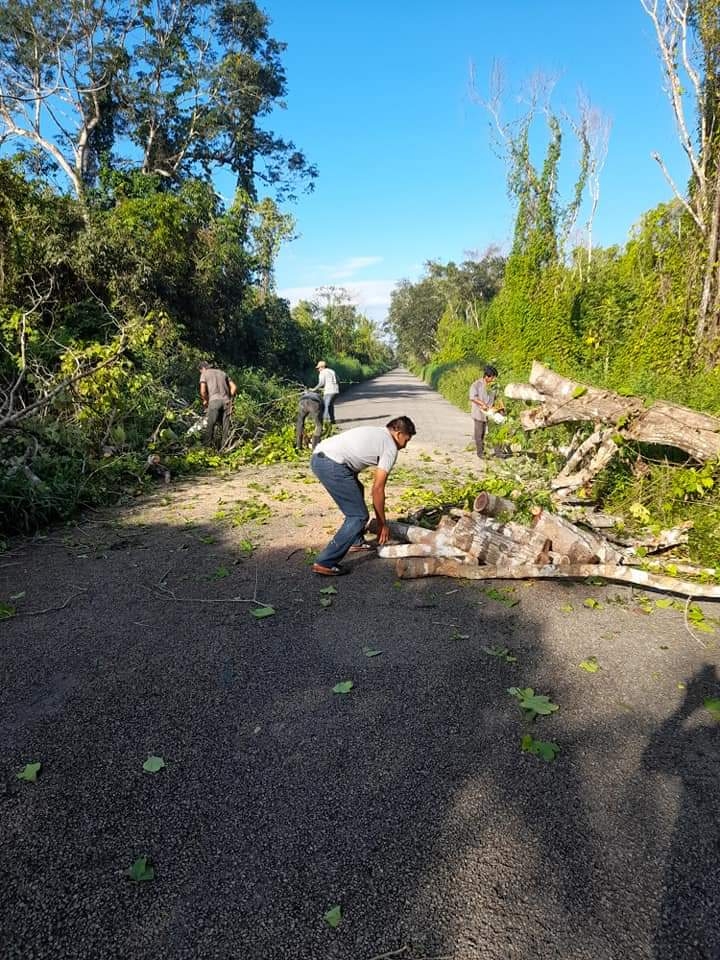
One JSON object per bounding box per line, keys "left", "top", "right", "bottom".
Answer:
{"left": 335, "top": 367, "right": 477, "bottom": 459}
{"left": 2, "top": 369, "right": 719, "bottom": 960}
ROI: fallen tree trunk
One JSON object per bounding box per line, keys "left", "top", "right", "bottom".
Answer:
{"left": 506, "top": 361, "right": 720, "bottom": 462}
{"left": 395, "top": 557, "right": 720, "bottom": 599}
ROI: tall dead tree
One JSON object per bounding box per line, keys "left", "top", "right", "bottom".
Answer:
{"left": 641, "top": 0, "right": 720, "bottom": 362}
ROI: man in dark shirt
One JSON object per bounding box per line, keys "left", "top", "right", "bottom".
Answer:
{"left": 199, "top": 361, "right": 237, "bottom": 448}
{"left": 295, "top": 390, "right": 323, "bottom": 450}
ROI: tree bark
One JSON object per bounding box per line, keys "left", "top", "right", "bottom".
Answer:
{"left": 395, "top": 557, "right": 720, "bottom": 599}
{"left": 507, "top": 362, "right": 720, "bottom": 462}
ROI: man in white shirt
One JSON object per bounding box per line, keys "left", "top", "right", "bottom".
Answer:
{"left": 313, "top": 360, "right": 340, "bottom": 424}
{"left": 310, "top": 416, "right": 416, "bottom": 576}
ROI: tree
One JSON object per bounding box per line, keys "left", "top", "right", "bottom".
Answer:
{"left": 0, "top": 0, "right": 317, "bottom": 201}
{"left": 250, "top": 196, "right": 295, "bottom": 301}
{"left": 640, "top": 0, "right": 720, "bottom": 360}
{"left": 479, "top": 66, "right": 593, "bottom": 269}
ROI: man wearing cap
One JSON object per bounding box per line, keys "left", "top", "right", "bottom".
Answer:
{"left": 313, "top": 360, "right": 339, "bottom": 424}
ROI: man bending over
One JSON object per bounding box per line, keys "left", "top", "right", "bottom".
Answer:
{"left": 309, "top": 416, "right": 416, "bottom": 576}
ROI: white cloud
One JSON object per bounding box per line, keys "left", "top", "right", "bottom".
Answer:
{"left": 278, "top": 279, "right": 398, "bottom": 320}
{"left": 322, "top": 255, "right": 383, "bottom": 280}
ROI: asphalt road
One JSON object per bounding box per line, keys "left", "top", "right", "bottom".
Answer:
{"left": 1, "top": 369, "right": 719, "bottom": 960}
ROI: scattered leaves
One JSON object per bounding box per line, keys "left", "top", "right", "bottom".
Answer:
{"left": 362, "top": 646, "right": 382, "bottom": 658}
{"left": 251, "top": 605, "right": 275, "bottom": 619}
{"left": 0, "top": 602, "right": 17, "bottom": 620}
{"left": 583, "top": 598, "right": 602, "bottom": 609}
{"left": 16, "top": 762, "right": 42, "bottom": 782}
{"left": 319, "top": 597, "right": 333, "bottom": 608}
{"left": 127, "top": 856, "right": 155, "bottom": 882}
{"left": 521, "top": 734, "right": 560, "bottom": 761}
{"left": 579, "top": 656, "right": 600, "bottom": 673}
{"left": 9, "top": 591, "right": 25, "bottom": 601}
{"left": 571, "top": 386, "right": 587, "bottom": 399}
{"left": 142, "top": 756, "right": 166, "bottom": 774}
{"left": 484, "top": 586, "right": 519, "bottom": 607}
{"left": 323, "top": 905, "right": 342, "bottom": 928}
{"left": 332, "top": 680, "right": 354, "bottom": 695}
{"left": 703, "top": 697, "right": 720, "bottom": 722}
{"left": 319, "top": 586, "right": 338, "bottom": 596}
{"left": 559, "top": 603, "right": 574, "bottom": 613}
{"left": 482, "top": 645, "right": 517, "bottom": 664}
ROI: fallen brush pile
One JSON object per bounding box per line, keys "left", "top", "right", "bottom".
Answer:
{"left": 373, "top": 493, "right": 720, "bottom": 598}
{"left": 372, "top": 360, "right": 720, "bottom": 599}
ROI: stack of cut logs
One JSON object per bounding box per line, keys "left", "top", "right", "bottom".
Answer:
{"left": 369, "top": 361, "right": 720, "bottom": 599}
{"left": 370, "top": 494, "right": 720, "bottom": 598}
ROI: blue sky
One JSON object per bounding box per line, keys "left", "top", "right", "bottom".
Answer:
{"left": 261, "top": 0, "right": 688, "bottom": 324}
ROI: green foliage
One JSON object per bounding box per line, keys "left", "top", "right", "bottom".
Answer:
{"left": 520, "top": 735, "right": 560, "bottom": 761}
{"left": 16, "top": 762, "right": 42, "bottom": 782}
{"left": 507, "top": 687, "right": 559, "bottom": 720}
{"left": 127, "top": 856, "right": 155, "bottom": 882}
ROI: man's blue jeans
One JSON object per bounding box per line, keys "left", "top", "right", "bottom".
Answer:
{"left": 311, "top": 452, "right": 368, "bottom": 565}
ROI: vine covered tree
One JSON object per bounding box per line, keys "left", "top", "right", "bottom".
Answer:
{"left": 641, "top": 0, "right": 720, "bottom": 361}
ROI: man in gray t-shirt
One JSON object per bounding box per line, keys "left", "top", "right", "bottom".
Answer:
{"left": 469, "top": 364, "right": 499, "bottom": 459}
{"left": 310, "top": 416, "right": 416, "bottom": 575}
{"left": 199, "top": 361, "right": 237, "bottom": 448}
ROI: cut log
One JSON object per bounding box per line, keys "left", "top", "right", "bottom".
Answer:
{"left": 530, "top": 510, "right": 622, "bottom": 564}
{"left": 377, "top": 543, "right": 473, "bottom": 560}
{"left": 473, "top": 491, "right": 516, "bottom": 517}
{"left": 395, "top": 557, "right": 720, "bottom": 599}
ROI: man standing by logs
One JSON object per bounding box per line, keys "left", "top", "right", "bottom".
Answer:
{"left": 309, "top": 416, "right": 416, "bottom": 576}
{"left": 469, "top": 364, "right": 500, "bottom": 460}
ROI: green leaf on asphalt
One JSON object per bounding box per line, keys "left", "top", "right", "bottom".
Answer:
{"left": 319, "top": 586, "right": 338, "bottom": 595}
{"left": 703, "top": 697, "right": 720, "bottom": 721}
{"left": 571, "top": 386, "right": 587, "bottom": 399}
{"left": 521, "top": 734, "right": 560, "bottom": 761}
{"left": 323, "top": 905, "right": 342, "bottom": 928}
{"left": 127, "top": 856, "right": 155, "bottom": 882}
{"left": 0, "top": 602, "right": 17, "bottom": 620}
{"left": 655, "top": 598, "right": 673, "bottom": 609}
{"left": 332, "top": 680, "right": 354, "bottom": 694}
{"left": 484, "top": 586, "right": 519, "bottom": 607}
{"left": 579, "top": 657, "right": 600, "bottom": 673}
{"left": 9, "top": 592, "right": 25, "bottom": 601}
{"left": 142, "top": 756, "right": 166, "bottom": 774}
{"left": 508, "top": 687, "right": 559, "bottom": 718}
{"left": 319, "top": 597, "right": 332, "bottom": 608}
{"left": 16, "top": 762, "right": 42, "bottom": 782}
{"left": 251, "top": 606, "right": 275, "bottom": 619}
{"left": 482, "top": 645, "right": 517, "bottom": 663}
{"left": 583, "top": 597, "right": 601, "bottom": 609}
{"left": 362, "top": 646, "right": 382, "bottom": 657}
{"left": 559, "top": 603, "right": 574, "bottom": 613}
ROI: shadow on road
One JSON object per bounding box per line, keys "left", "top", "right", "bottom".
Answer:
{"left": 1, "top": 511, "right": 715, "bottom": 959}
